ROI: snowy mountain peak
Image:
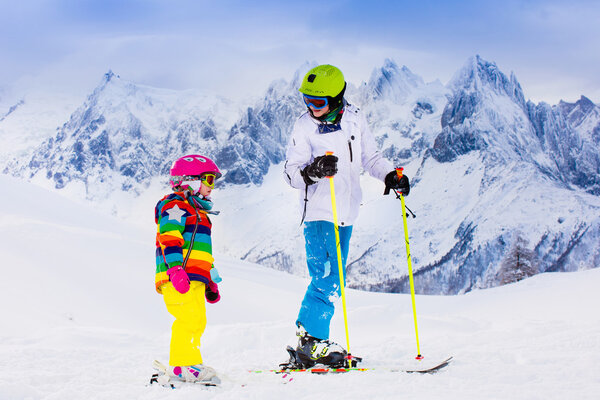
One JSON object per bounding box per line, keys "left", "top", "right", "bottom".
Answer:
{"left": 433, "top": 54, "right": 554, "bottom": 176}
{"left": 363, "top": 59, "right": 424, "bottom": 103}
{"left": 574, "top": 95, "right": 595, "bottom": 111}
{"left": 449, "top": 55, "right": 526, "bottom": 108}
{"left": 103, "top": 69, "right": 118, "bottom": 83}
{"left": 557, "top": 95, "right": 598, "bottom": 128}
{"left": 95, "top": 70, "right": 125, "bottom": 96}
{"left": 16, "top": 70, "right": 238, "bottom": 195}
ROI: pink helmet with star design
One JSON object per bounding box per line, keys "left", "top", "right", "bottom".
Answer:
{"left": 169, "top": 154, "right": 222, "bottom": 189}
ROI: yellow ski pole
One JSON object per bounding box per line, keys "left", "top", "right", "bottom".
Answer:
{"left": 325, "top": 151, "right": 355, "bottom": 367}
{"left": 395, "top": 167, "right": 423, "bottom": 360}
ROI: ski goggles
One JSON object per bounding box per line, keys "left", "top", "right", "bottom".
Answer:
{"left": 181, "top": 173, "right": 216, "bottom": 189}
{"left": 303, "top": 94, "right": 329, "bottom": 110}
{"left": 199, "top": 173, "right": 216, "bottom": 188}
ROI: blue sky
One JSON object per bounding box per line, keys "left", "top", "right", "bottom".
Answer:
{"left": 1, "top": 0, "right": 598, "bottom": 103}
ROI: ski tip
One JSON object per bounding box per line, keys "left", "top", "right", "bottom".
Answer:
{"left": 152, "top": 360, "right": 168, "bottom": 373}
{"left": 404, "top": 356, "right": 454, "bottom": 374}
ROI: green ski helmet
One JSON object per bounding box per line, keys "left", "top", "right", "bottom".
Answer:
{"left": 299, "top": 64, "right": 347, "bottom": 121}
{"left": 299, "top": 64, "right": 346, "bottom": 98}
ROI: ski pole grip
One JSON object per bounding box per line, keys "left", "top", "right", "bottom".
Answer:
{"left": 325, "top": 151, "right": 334, "bottom": 178}
{"left": 384, "top": 167, "right": 404, "bottom": 196}
{"left": 395, "top": 167, "right": 404, "bottom": 179}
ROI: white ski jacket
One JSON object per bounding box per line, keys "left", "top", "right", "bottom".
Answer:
{"left": 284, "top": 103, "right": 393, "bottom": 226}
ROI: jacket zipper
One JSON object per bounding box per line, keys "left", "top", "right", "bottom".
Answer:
{"left": 348, "top": 140, "right": 353, "bottom": 162}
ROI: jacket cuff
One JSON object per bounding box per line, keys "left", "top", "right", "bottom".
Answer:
{"left": 301, "top": 167, "right": 318, "bottom": 185}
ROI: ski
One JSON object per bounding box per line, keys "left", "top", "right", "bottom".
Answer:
{"left": 250, "top": 356, "right": 453, "bottom": 375}
{"left": 149, "top": 360, "right": 221, "bottom": 389}
{"left": 399, "top": 356, "right": 453, "bottom": 373}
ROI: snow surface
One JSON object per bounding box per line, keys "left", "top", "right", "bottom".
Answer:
{"left": 1, "top": 174, "right": 599, "bottom": 400}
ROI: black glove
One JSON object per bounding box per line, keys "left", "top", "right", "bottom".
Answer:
{"left": 205, "top": 281, "right": 220, "bottom": 303}
{"left": 384, "top": 171, "right": 410, "bottom": 195}
{"left": 301, "top": 154, "right": 338, "bottom": 185}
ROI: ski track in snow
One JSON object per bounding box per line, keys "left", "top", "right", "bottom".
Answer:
{"left": 1, "top": 175, "right": 599, "bottom": 400}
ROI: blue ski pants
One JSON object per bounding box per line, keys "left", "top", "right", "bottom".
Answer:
{"left": 296, "top": 220, "right": 353, "bottom": 340}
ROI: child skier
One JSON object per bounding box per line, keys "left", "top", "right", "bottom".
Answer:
{"left": 283, "top": 64, "right": 410, "bottom": 367}
{"left": 154, "top": 154, "right": 222, "bottom": 385}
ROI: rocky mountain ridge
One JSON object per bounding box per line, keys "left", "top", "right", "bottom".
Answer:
{"left": 2, "top": 55, "right": 599, "bottom": 294}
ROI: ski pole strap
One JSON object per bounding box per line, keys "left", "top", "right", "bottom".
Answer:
{"left": 300, "top": 183, "right": 309, "bottom": 226}
{"left": 393, "top": 167, "right": 416, "bottom": 217}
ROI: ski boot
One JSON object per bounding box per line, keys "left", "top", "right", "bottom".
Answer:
{"left": 294, "top": 326, "right": 348, "bottom": 368}
{"left": 168, "top": 364, "right": 219, "bottom": 384}
{"left": 151, "top": 360, "right": 221, "bottom": 387}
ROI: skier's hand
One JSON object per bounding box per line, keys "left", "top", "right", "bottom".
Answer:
{"left": 384, "top": 171, "right": 410, "bottom": 196}
{"left": 205, "top": 281, "right": 220, "bottom": 304}
{"left": 167, "top": 266, "right": 190, "bottom": 294}
{"left": 302, "top": 154, "right": 338, "bottom": 185}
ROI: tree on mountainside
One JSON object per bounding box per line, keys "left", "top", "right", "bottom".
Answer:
{"left": 496, "top": 234, "right": 538, "bottom": 285}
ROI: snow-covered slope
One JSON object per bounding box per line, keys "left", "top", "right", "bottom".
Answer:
{"left": 0, "top": 89, "right": 82, "bottom": 162}
{"left": 1, "top": 56, "right": 599, "bottom": 295}
{"left": 1, "top": 175, "right": 599, "bottom": 400}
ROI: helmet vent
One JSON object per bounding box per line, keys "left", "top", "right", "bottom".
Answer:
{"left": 307, "top": 74, "right": 316, "bottom": 83}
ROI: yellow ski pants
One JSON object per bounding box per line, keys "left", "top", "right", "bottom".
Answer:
{"left": 162, "top": 281, "right": 207, "bottom": 366}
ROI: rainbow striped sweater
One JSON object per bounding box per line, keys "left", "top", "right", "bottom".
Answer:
{"left": 154, "top": 192, "right": 214, "bottom": 294}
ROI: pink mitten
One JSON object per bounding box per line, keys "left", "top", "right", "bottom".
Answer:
{"left": 205, "top": 281, "right": 220, "bottom": 303}
{"left": 167, "top": 266, "right": 190, "bottom": 294}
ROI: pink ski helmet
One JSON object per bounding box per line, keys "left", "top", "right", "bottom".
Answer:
{"left": 169, "top": 154, "right": 222, "bottom": 189}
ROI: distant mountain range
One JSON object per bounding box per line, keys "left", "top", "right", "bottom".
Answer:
{"left": 2, "top": 55, "right": 599, "bottom": 294}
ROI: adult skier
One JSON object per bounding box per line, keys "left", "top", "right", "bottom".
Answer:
{"left": 283, "top": 64, "right": 410, "bottom": 367}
